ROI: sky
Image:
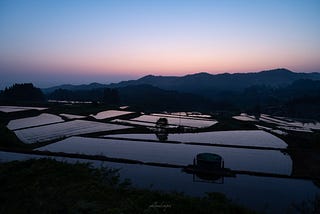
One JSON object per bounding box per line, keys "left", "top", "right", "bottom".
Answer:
{"left": 1, "top": 0, "right": 320, "bottom": 88}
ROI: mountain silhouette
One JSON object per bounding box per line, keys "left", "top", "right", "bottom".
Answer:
{"left": 43, "top": 68, "right": 320, "bottom": 96}
{"left": 40, "top": 69, "right": 320, "bottom": 118}
{"left": 108, "top": 69, "right": 320, "bottom": 97}
{"left": 42, "top": 82, "right": 107, "bottom": 94}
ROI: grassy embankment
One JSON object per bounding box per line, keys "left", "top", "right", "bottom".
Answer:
{"left": 0, "top": 158, "right": 254, "bottom": 214}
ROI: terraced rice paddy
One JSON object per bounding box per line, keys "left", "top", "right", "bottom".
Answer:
{"left": 36, "top": 136, "right": 292, "bottom": 174}
{"left": 232, "top": 113, "right": 320, "bottom": 133}
{"left": 59, "top": 113, "right": 87, "bottom": 119}
{"left": 0, "top": 106, "right": 47, "bottom": 113}
{"left": 7, "top": 113, "right": 64, "bottom": 130}
{"left": 112, "top": 119, "right": 178, "bottom": 128}
{"left": 131, "top": 115, "right": 217, "bottom": 128}
{"left": 151, "top": 113, "right": 213, "bottom": 120}
{"left": 91, "top": 110, "right": 135, "bottom": 120}
{"left": 255, "top": 125, "right": 288, "bottom": 136}
{"left": 14, "top": 120, "right": 132, "bottom": 144}
{"left": 232, "top": 113, "right": 258, "bottom": 122}
{"left": 103, "top": 130, "right": 288, "bottom": 148}
{"left": 260, "top": 114, "right": 320, "bottom": 132}
{"left": 164, "top": 112, "right": 212, "bottom": 118}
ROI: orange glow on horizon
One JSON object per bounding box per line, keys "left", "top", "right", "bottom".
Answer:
{"left": 3, "top": 48, "right": 318, "bottom": 77}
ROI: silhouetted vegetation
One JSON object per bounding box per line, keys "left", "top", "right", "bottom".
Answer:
{"left": 108, "top": 68, "right": 320, "bottom": 95}
{"left": 47, "top": 88, "right": 119, "bottom": 104}
{"left": 0, "top": 83, "right": 45, "bottom": 103}
{"left": 0, "top": 159, "right": 254, "bottom": 214}
{"left": 0, "top": 124, "right": 25, "bottom": 148}
{"left": 239, "top": 79, "right": 320, "bottom": 119}
{"left": 117, "top": 84, "right": 213, "bottom": 111}
{"left": 289, "top": 194, "right": 320, "bottom": 214}
{"left": 44, "top": 77, "right": 320, "bottom": 119}
{"left": 46, "top": 84, "right": 213, "bottom": 111}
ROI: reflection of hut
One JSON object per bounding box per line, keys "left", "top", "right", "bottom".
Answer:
{"left": 155, "top": 132, "right": 168, "bottom": 141}
{"left": 195, "top": 153, "right": 224, "bottom": 170}
{"left": 183, "top": 153, "right": 234, "bottom": 183}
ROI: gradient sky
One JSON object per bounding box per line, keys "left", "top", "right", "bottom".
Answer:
{"left": 1, "top": 0, "right": 320, "bottom": 88}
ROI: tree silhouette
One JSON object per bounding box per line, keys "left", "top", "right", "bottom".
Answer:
{"left": 0, "top": 83, "right": 45, "bottom": 102}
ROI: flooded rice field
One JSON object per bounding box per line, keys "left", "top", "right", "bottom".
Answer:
{"left": 255, "top": 125, "right": 288, "bottom": 136}
{"left": 232, "top": 113, "right": 258, "bottom": 122}
{"left": 0, "top": 150, "right": 318, "bottom": 213}
{"left": 59, "top": 113, "right": 87, "bottom": 119}
{"left": 7, "top": 113, "right": 64, "bottom": 130}
{"left": 260, "top": 114, "right": 320, "bottom": 132}
{"left": 233, "top": 113, "right": 320, "bottom": 133}
{"left": 131, "top": 115, "right": 217, "bottom": 128}
{"left": 90, "top": 110, "right": 135, "bottom": 120}
{"left": 151, "top": 113, "right": 214, "bottom": 120}
{"left": 112, "top": 119, "right": 179, "bottom": 128}
{"left": 14, "top": 120, "right": 132, "bottom": 144}
{"left": 103, "top": 130, "right": 288, "bottom": 148}
{"left": 2, "top": 107, "right": 319, "bottom": 213}
{"left": 0, "top": 105, "right": 47, "bottom": 113}
{"left": 36, "top": 136, "right": 291, "bottom": 174}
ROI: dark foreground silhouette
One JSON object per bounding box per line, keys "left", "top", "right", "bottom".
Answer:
{"left": 0, "top": 159, "right": 254, "bottom": 214}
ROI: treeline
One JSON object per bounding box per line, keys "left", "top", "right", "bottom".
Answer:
{"left": 2, "top": 80, "right": 320, "bottom": 119}
{"left": 46, "top": 84, "right": 212, "bottom": 111}
{"left": 48, "top": 88, "right": 119, "bottom": 104}
{"left": 216, "top": 79, "right": 320, "bottom": 119}
{"left": 0, "top": 83, "right": 119, "bottom": 105}
{"left": 239, "top": 79, "right": 320, "bottom": 118}
{"left": 45, "top": 79, "right": 320, "bottom": 119}
{"left": 0, "top": 83, "right": 45, "bottom": 103}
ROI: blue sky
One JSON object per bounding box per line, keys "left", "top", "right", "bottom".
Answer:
{"left": 1, "top": 0, "right": 319, "bottom": 88}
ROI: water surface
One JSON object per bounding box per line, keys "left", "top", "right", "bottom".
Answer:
{"left": 91, "top": 110, "right": 134, "bottom": 120}
{"left": 7, "top": 113, "right": 64, "bottom": 130}
{"left": 37, "top": 136, "right": 292, "bottom": 174}
{"left": 131, "top": 115, "right": 217, "bottom": 128}
{"left": 0, "top": 151, "right": 317, "bottom": 213}
{"left": 104, "top": 130, "right": 288, "bottom": 148}
{"left": 15, "top": 120, "right": 132, "bottom": 144}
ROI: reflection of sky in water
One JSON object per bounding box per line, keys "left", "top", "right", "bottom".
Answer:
{"left": 260, "top": 114, "right": 320, "bottom": 132}
{"left": 7, "top": 113, "right": 64, "bottom": 130}
{"left": 111, "top": 162, "right": 317, "bottom": 214}
{"left": 0, "top": 151, "right": 318, "bottom": 214}
{"left": 112, "top": 119, "right": 178, "bottom": 128}
{"left": 132, "top": 115, "right": 217, "bottom": 128}
{"left": 0, "top": 106, "right": 47, "bottom": 113}
{"left": 105, "top": 130, "right": 288, "bottom": 148}
{"left": 14, "top": 120, "right": 131, "bottom": 144}
{"left": 37, "top": 136, "right": 292, "bottom": 175}
{"left": 91, "top": 110, "right": 134, "bottom": 120}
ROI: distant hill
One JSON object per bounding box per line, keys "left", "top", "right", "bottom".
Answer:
{"left": 108, "top": 69, "right": 320, "bottom": 98}
{"left": 46, "top": 84, "right": 214, "bottom": 111}
{"left": 117, "top": 84, "right": 213, "bottom": 111}
{"left": 42, "top": 82, "right": 107, "bottom": 94}
{"left": 43, "top": 69, "right": 320, "bottom": 96}
{"left": 40, "top": 69, "right": 320, "bottom": 118}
